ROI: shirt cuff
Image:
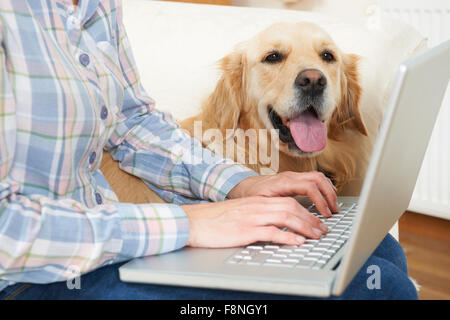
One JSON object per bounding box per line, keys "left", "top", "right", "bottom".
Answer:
{"left": 191, "top": 162, "right": 259, "bottom": 202}
{"left": 116, "top": 203, "right": 189, "bottom": 260}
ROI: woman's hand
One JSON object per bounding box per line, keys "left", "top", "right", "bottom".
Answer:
{"left": 181, "top": 196, "right": 329, "bottom": 248}
{"left": 227, "top": 171, "right": 339, "bottom": 217}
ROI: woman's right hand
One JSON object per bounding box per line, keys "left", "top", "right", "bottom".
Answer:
{"left": 181, "top": 196, "right": 329, "bottom": 248}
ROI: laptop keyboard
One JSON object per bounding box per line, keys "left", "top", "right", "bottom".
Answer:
{"left": 226, "top": 202, "right": 358, "bottom": 269}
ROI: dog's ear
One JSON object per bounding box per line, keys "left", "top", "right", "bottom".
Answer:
{"left": 203, "top": 50, "right": 246, "bottom": 133}
{"left": 329, "top": 53, "right": 368, "bottom": 137}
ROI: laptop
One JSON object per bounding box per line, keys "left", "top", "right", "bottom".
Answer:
{"left": 119, "top": 40, "right": 450, "bottom": 297}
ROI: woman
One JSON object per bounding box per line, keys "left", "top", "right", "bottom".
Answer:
{"left": 0, "top": 0, "right": 417, "bottom": 299}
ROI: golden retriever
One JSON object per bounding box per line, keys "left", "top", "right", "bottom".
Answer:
{"left": 101, "top": 22, "right": 379, "bottom": 203}
{"left": 181, "top": 22, "right": 377, "bottom": 195}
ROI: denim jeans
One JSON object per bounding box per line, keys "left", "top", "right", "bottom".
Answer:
{"left": 0, "top": 234, "right": 418, "bottom": 300}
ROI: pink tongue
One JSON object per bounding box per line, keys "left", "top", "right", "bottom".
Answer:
{"left": 289, "top": 111, "right": 327, "bottom": 152}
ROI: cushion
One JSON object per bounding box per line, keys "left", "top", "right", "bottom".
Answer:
{"left": 122, "top": 0, "right": 426, "bottom": 120}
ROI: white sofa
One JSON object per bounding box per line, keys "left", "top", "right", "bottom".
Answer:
{"left": 122, "top": 0, "right": 428, "bottom": 239}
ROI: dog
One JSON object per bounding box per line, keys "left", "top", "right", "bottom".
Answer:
{"left": 181, "top": 22, "right": 381, "bottom": 195}
{"left": 101, "top": 22, "right": 382, "bottom": 203}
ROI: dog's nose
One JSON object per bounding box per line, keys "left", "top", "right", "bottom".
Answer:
{"left": 295, "top": 69, "right": 327, "bottom": 96}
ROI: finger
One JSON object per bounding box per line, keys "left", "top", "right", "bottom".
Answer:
{"left": 303, "top": 183, "right": 333, "bottom": 218}
{"left": 254, "top": 211, "right": 323, "bottom": 239}
{"left": 253, "top": 226, "right": 306, "bottom": 246}
{"left": 323, "top": 175, "right": 337, "bottom": 192}
{"left": 328, "top": 178, "right": 338, "bottom": 192}
{"left": 263, "top": 197, "right": 326, "bottom": 232}
{"left": 300, "top": 172, "right": 339, "bottom": 213}
{"left": 327, "top": 178, "right": 340, "bottom": 211}
{"left": 280, "top": 172, "right": 337, "bottom": 215}
{"left": 312, "top": 175, "right": 339, "bottom": 213}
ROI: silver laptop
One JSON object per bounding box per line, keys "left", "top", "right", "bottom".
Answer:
{"left": 119, "top": 41, "right": 450, "bottom": 297}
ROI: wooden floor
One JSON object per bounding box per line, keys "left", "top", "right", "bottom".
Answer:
{"left": 398, "top": 211, "right": 450, "bottom": 300}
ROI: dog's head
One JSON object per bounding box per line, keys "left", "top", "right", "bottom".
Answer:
{"left": 212, "top": 22, "right": 367, "bottom": 158}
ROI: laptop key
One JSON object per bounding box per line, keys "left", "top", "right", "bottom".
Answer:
{"left": 281, "top": 245, "right": 300, "bottom": 250}
{"left": 273, "top": 254, "right": 287, "bottom": 258}
{"left": 306, "top": 252, "right": 322, "bottom": 258}
{"left": 249, "top": 254, "right": 272, "bottom": 264}
{"left": 266, "top": 259, "right": 282, "bottom": 263}
{"left": 317, "top": 243, "right": 332, "bottom": 249}
{"left": 304, "top": 256, "right": 319, "bottom": 261}
{"left": 247, "top": 246, "right": 263, "bottom": 250}
{"left": 320, "top": 238, "right": 336, "bottom": 243}
{"left": 277, "top": 248, "right": 293, "bottom": 253}
{"left": 327, "top": 232, "right": 343, "bottom": 236}
{"left": 314, "top": 261, "right": 326, "bottom": 269}
{"left": 235, "top": 255, "right": 252, "bottom": 260}
{"left": 227, "top": 258, "right": 241, "bottom": 264}
{"left": 283, "top": 258, "right": 299, "bottom": 263}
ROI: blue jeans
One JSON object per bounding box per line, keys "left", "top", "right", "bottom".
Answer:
{"left": 0, "top": 234, "right": 417, "bottom": 300}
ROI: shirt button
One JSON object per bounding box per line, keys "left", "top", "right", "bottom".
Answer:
{"left": 100, "top": 106, "right": 108, "bottom": 120}
{"left": 89, "top": 151, "right": 96, "bottom": 164}
{"left": 95, "top": 192, "right": 103, "bottom": 205}
{"left": 79, "top": 53, "right": 90, "bottom": 67}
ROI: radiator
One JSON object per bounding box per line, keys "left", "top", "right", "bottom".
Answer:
{"left": 380, "top": 0, "right": 450, "bottom": 219}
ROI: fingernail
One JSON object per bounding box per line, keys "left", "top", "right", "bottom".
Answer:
{"left": 296, "top": 236, "right": 305, "bottom": 244}
{"left": 327, "top": 207, "right": 332, "bottom": 216}
{"left": 313, "top": 228, "right": 322, "bottom": 237}
{"left": 319, "top": 223, "right": 328, "bottom": 233}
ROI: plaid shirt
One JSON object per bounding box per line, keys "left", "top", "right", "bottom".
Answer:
{"left": 0, "top": 0, "right": 257, "bottom": 291}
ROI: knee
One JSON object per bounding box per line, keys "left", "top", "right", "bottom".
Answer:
{"left": 373, "top": 233, "right": 409, "bottom": 274}
{"left": 367, "top": 257, "right": 418, "bottom": 299}
{"left": 382, "top": 265, "right": 418, "bottom": 299}
{"left": 341, "top": 256, "right": 418, "bottom": 300}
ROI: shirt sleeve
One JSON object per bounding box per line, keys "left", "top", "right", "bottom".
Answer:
{"left": 0, "top": 24, "right": 188, "bottom": 285}
{"left": 103, "top": 2, "right": 258, "bottom": 205}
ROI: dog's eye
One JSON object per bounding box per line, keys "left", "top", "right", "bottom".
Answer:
{"left": 263, "top": 52, "right": 283, "bottom": 64}
{"left": 320, "top": 51, "right": 335, "bottom": 62}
